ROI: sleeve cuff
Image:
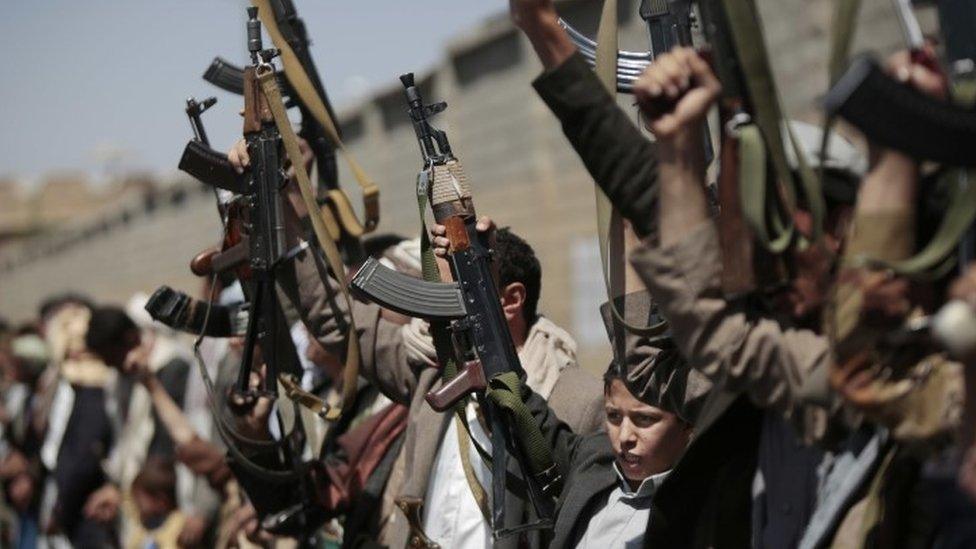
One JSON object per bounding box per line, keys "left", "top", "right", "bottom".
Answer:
{"left": 532, "top": 51, "right": 609, "bottom": 117}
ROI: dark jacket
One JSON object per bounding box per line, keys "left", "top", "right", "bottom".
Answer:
{"left": 521, "top": 383, "right": 620, "bottom": 548}
{"left": 532, "top": 51, "right": 763, "bottom": 548}
{"left": 54, "top": 385, "right": 116, "bottom": 547}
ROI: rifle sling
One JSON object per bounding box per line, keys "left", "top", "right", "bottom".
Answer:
{"left": 251, "top": 0, "right": 380, "bottom": 237}
{"left": 594, "top": 0, "right": 669, "bottom": 338}
{"left": 258, "top": 68, "right": 360, "bottom": 423}
{"left": 848, "top": 168, "right": 976, "bottom": 277}
{"left": 721, "top": 0, "right": 824, "bottom": 250}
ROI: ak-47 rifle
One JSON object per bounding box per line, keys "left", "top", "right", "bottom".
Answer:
{"left": 147, "top": 96, "right": 250, "bottom": 337}
{"left": 560, "top": 0, "right": 694, "bottom": 92}
{"left": 350, "top": 75, "right": 561, "bottom": 540}
{"left": 175, "top": 9, "right": 328, "bottom": 540}
{"left": 823, "top": 0, "right": 976, "bottom": 280}
{"left": 192, "top": 0, "right": 374, "bottom": 266}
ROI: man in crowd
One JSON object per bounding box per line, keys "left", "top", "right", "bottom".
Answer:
{"left": 226, "top": 134, "right": 607, "bottom": 548}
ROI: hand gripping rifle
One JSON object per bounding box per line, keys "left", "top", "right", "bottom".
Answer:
{"left": 823, "top": 0, "right": 976, "bottom": 278}
{"left": 350, "top": 75, "right": 561, "bottom": 540}
{"left": 196, "top": 0, "right": 377, "bottom": 266}
{"left": 559, "top": 0, "right": 694, "bottom": 92}
{"left": 172, "top": 10, "right": 332, "bottom": 541}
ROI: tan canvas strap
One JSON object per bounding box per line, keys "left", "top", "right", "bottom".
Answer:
{"left": 827, "top": 0, "right": 864, "bottom": 85}
{"left": 737, "top": 123, "right": 793, "bottom": 252}
{"left": 251, "top": 0, "right": 379, "bottom": 236}
{"left": 259, "top": 68, "right": 360, "bottom": 423}
{"left": 594, "top": 0, "right": 668, "bottom": 337}
{"left": 819, "top": 0, "right": 863, "bottom": 229}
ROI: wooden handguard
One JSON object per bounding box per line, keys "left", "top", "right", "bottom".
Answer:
{"left": 429, "top": 160, "right": 475, "bottom": 222}
{"left": 716, "top": 103, "right": 757, "bottom": 296}
{"left": 190, "top": 247, "right": 219, "bottom": 277}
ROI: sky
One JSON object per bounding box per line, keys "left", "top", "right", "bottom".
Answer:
{"left": 0, "top": 1, "right": 504, "bottom": 183}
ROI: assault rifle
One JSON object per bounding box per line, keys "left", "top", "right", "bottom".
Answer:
{"left": 196, "top": 0, "right": 369, "bottom": 266}
{"left": 147, "top": 96, "right": 250, "bottom": 336}
{"left": 188, "top": 9, "right": 325, "bottom": 540}
{"left": 559, "top": 0, "right": 696, "bottom": 92}
{"left": 350, "top": 75, "right": 560, "bottom": 540}
{"left": 824, "top": 0, "right": 976, "bottom": 167}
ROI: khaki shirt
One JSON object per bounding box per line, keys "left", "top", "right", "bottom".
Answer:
{"left": 829, "top": 209, "right": 963, "bottom": 445}
{"left": 630, "top": 221, "right": 835, "bottom": 443}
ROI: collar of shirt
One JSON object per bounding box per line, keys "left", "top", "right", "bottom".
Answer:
{"left": 611, "top": 462, "right": 670, "bottom": 500}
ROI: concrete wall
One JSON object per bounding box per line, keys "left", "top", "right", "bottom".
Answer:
{"left": 0, "top": 0, "right": 931, "bottom": 373}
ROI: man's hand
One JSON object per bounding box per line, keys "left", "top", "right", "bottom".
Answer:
{"left": 949, "top": 263, "right": 976, "bottom": 307}
{"left": 228, "top": 136, "right": 313, "bottom": 177}
{"left": 509, "top": 0, "right": 558, "bottom": 32}
{"left": 431, "top": 216, "right": 498, "bottom": 286}
{"left": 123, "top": 340, "right": 153, "bottom": 385}
{"left": 178, "top": 514, "right": 208, "bottom": 548}
{"left": 430, "top": 216, "right": 496, "bottom": 258}
{"left": 226, "top": 503, "right": 274, "bottom": 546}
{"left": 885, "top": 45, "right": 947, "bottom": 101}
{"left": 634, "top": 47, "right": 721, "bottom": 142}
{"left": 227, "top": 138, "right": 250, "bottom": 175}
{"left": 228, "top": 137, "right": 312, "bottom": 232}
{"left": 509, "top": 0, "right": 575, "bottom": 69}
{"left": 83, "top": 483, "right": 121, "bottom": 523}
{"left": 229, "top": 364, "right": 274, "bottom": 440}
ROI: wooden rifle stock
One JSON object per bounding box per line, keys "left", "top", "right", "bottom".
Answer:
{"left": 716, "top": 100, "right": 757, "bottom": 296}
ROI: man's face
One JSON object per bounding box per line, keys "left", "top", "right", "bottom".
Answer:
{"left": 604, "top": 379, "right": 691, "bottom": 484}
{"left": 102, "top": 329, "right": 141, "bottom": 369}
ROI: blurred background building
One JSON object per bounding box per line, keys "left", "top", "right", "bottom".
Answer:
{"left": 0, "top": 0, "right": 934, "bottom": 372}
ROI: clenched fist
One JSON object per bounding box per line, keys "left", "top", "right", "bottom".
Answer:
{"left": 633, "top": 47, "right": 721, "bottom": 141}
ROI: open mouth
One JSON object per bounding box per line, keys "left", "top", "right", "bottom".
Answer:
{"left": 619, "top": 453, "right": 641, "bottom": 467}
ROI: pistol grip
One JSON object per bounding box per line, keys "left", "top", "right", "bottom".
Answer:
{"left": 190, "top": 247, "right": 219, "bottom": 277}
{"left": 425, "top": 360, "right": 487, "bottom": 412}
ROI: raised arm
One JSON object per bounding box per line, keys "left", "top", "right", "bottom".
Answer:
{"left": 827, "top": 50, "right": 962, "bottom": 443}
{"left": 627, "top": 49, "right": 831, "bottom": 431}
{"left": 513, "top": 0, "right": 660, "bottom": 237}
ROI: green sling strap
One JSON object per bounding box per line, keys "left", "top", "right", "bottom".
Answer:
{"left": 721, "top": 0, "right": 825, "bottom": 251}
{"left": 485, "top": 372, "right": 563, "bottom": 495}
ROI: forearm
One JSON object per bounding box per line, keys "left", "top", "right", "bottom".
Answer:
{"left": 514, "top": 7, "right": 576, "bottom": 70}
{"left": 533, "top": 54, "right": 659, "bottom": 237}
{"left": 657, "top": 129, "right": 710, "bottom": 248}
{"left": 144, "top": 375, "right": 196, "bottom": 447}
